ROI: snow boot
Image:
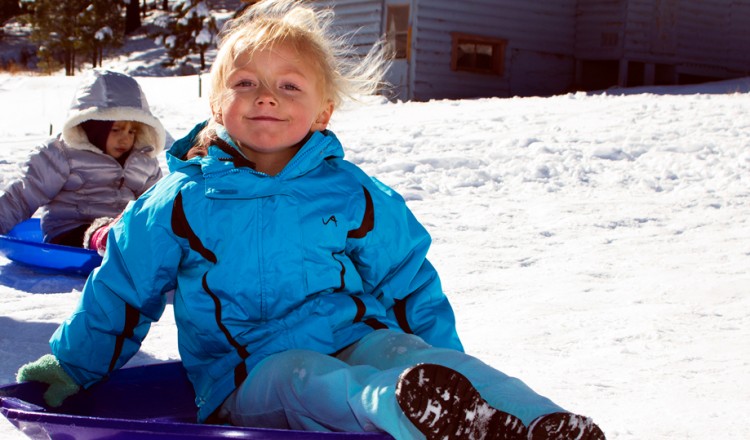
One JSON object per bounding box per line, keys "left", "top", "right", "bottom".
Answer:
{"left": 527, "top": 412, "right": 605, "bottom": 440}
{"left": 396, "top": 363, "right": 527, "bottom": 440}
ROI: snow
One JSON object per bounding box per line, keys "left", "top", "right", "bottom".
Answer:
{"left": 95, "top": 27, "right": 113, "bottom": 41}
{"left": 196, "top": 28, "right": 214, "bottom": 46}
{"left": 1, "top": 71, "right": 749, "bottom": 440}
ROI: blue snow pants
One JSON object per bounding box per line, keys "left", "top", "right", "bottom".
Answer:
{"left": 218, "top": 329, "right": 565, "bottom": 439}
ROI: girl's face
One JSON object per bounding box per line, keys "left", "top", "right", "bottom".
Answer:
{"left": 218, "top": 43, "right": 333, "bottom": 171}
{"left": 105, "top": 121, "right": 138, "bottom": 159}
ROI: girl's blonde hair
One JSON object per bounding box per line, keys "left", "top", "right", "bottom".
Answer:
{"left": 197, "top": 0, "right": 390, "bottom": 147}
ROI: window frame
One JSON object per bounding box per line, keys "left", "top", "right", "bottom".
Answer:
{"left": 386, "top": 4, "right": 410, "bottom": 60}
{"left": 450, "top": 32, "right": 507, "bottom": 76}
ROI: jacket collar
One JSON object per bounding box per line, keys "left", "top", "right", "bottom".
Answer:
{"left": 167, "top": 122, "right": 346, "bottom": 198}
{"left": 206, "top": 126, "right": 344, "bottom": 179}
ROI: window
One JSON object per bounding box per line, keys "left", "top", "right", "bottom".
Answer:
{"left": 386, "top": 5, "right": 410, "bottom": 59}
{"left": 450, "top": 33, "right": 507, "bottom": 75}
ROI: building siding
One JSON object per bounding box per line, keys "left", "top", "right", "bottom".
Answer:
{"left": 729, "top": 1, "right": 750, "bottom": 72}
{"left": 575, "top": 0, "right": 627, "bottom": 59}
{"left": 576, "top": 0, "right": 750, "bottom": 88}
{"left": 311, "top": 0, "right": 383, "bottom": 56}
{"left": 312, "top": 0, "right": 749, "bottom": 100}
{"left": 412, "top": 0, "right": 575, "bottom": 100}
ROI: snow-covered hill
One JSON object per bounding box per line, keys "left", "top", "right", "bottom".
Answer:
{"left": 1, "top": 71, "right": 749, "bottom": 439}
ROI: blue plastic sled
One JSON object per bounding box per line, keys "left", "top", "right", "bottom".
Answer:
{"left": 0, "top": 219, "right": 102, "bottom": 276}
{"left": 0, "top": 361, "right": 393, "bottom": 440}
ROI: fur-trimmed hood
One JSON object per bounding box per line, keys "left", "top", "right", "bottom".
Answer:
{"left": 61, "top": 69, "right": 166, "bottom": 158}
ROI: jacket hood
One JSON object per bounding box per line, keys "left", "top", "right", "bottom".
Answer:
{"left": 61, "top": 69, "right": 167, "bottom": 158}
{"left": 166, "top": 120, "right": 208, "bottom": 167}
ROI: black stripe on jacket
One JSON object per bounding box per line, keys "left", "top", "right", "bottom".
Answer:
{"left": 108, "top": 304, "right": 140, "bottom": 372}
{"left": 347, "top": 186, "right": 374, "bottom": 239}
{"left": 172, "top": 191, "right": 249, "bottom": 386}
{"left": 393, "top": 298, "right": 414, "bottom": 334}
{"left": 172, "top": 192, "right": 216, "bottom": 263}
{"left": 202, "top": 274, "right": 250, "bottom": 387}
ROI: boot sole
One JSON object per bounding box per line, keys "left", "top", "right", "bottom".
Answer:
{"left": 528, "top": 412, "right": 606, "bottom": 440}
{"left": 396, "top": 363, "right": 526, "bottom": 440}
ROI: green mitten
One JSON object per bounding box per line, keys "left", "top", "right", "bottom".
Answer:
{"left": 16, "top": 354, "right": 81, "bottom": 407}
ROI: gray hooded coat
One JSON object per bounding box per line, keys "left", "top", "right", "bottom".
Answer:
{"left": 0, "top": 69, "right": 166, "bottom": 242}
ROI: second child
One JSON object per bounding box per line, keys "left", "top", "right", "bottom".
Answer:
{"left": 0, "top": 69, "right": 166, "bottom": 251}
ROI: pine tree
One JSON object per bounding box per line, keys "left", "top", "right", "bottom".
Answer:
{"left": 23, "top": 0, "right": 85, "bottom": 75}
{"left": 79, "top": 1, "right": 126, "bottom": 68}
{"left": 151, "top": 0, "right": 218, "bottom": 71}
{"left": 0, "top": 0, "right": 22, "bottom": 26}
{"left": 22, "top": 0, "right": 125, "bottom": 75}
{"left": 124, "top": 0, "right": 140, "bottom": 34}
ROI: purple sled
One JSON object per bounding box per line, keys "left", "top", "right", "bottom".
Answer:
{"left": 0, "top": 361, "right": 392, "bottom": 439}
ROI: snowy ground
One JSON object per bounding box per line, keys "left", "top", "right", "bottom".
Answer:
{"left": 0, "top": 73, "right": 749, "bottom": 439}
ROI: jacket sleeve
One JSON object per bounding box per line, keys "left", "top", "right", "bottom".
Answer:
{"left": 0, "top": 142, "right": 69, "bottom": 234}
{"left": 50, "top": 183, "right": 182, "bottom": 388}
{"left": 346, "top": 175, "right": 464, "bottom": 352}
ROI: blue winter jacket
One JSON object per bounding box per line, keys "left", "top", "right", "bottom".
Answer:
{"left": 50, "top": 123, "right": 463, "bottom": 422}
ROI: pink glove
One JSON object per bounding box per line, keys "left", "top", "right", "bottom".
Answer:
{"left": 89, "top": 223, "right": 110, "bottom": 254}
{"left": 84, "top": 214, "right": 122, "bottom": 256}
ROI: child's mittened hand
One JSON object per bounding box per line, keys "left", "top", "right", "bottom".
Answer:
{"left": 88, "top": 223, "right": 110, "bottom": 256}
{"left": 84, "top": 215, "right": 119, "bottom": 256}
{"left": 16, "top": 354, "right": 81, "bottom": 407}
